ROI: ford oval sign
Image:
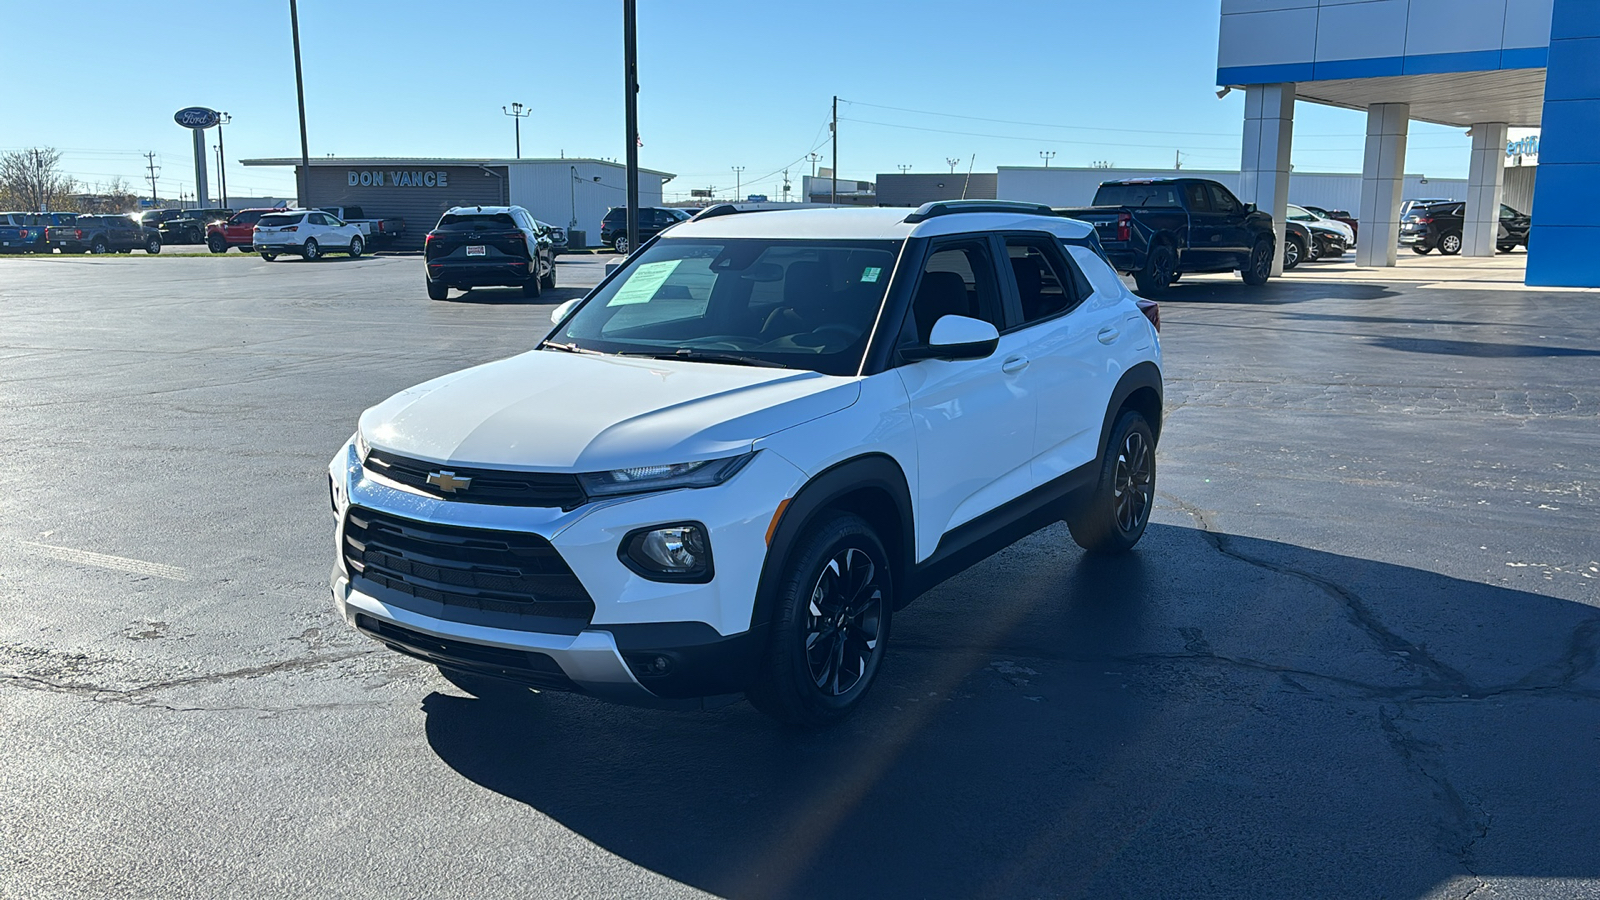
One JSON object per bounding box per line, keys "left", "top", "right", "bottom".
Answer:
{"left": 173, "top": 107, "right": 220, "bottom": 129}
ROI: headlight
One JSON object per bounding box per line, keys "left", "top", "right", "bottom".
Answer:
{"left": 620, "top": 523, "right": 712, "bottom": 582}
{"left": 353, "top": 429, "right": 370, "bottom": 463}
{"left": 578, "top": 452, "right": 752, "bottom": 498}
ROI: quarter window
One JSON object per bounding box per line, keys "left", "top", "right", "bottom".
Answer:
{"left": 1005, "top": 238, "right": 1082, "bottom": 325}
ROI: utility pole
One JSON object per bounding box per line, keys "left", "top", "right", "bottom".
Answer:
{"left": 622, "top": 0, "right": 639, "bottom": 254}
{"left": 1174, "top": 149, "right": 1183, "bottom": 170}
{"left": 144, "top": 152, "right": 160, "bottom": 204}
{"left": 1039, "top": 150, "right": 1056, "bottom": 168}
{"left": 830, "top": 95, "right": 838, "bottom": 205}
{"left": 216, "top": 113, "right": 230, "bottom": 207}
{"left": 502, "top": 103, "right": 531, "bottom": 158}
{"left": 782, "top": 168, "right": 790, "bottom": 203}
{"left": 732, "top": 166, "right": 744, "bottom": 202}
{"left": 946, "top": 157, "right": 960, "bottom": 173}
{"left": 289, "top": 0, "right": 311, "bottom": 208}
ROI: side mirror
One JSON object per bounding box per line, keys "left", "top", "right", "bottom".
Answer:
{"left": 550, "top": 298, "right": 579, "bottom": 324}
{"left": 1245, "top": 202, "right": 1258, "bottom": 214}
{"left": 900, "top": 315, "right": 1000, "bottom": 362}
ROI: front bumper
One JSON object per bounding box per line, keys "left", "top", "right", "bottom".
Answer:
{"left": 328, "top": 440, "right": 806, "bottom": 704}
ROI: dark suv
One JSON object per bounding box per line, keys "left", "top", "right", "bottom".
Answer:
{"left": 423, "top": 205, "right": 556, "bottom": 301}
{"left": 52, "top": 215, "right": 161, "bottom": 254}
{"left": 159, "top": 208, "right": 233, "bottom": 245}
{"left": 1401, "top": 201, "right": 1531, "bottom": 255}
{"left": 599, "top": 206, "right": 690, "bottom": 254}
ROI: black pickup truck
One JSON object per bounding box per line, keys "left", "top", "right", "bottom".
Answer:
{"left": 1056, "top": 178, "right": 1276, "bottom": 294}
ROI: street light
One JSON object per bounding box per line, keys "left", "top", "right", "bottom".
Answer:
{"left": 502, "top": 102, "right": 531, "bottom": 159}
{"left": 289, "top": 0, "right": 310, "bottom": 208}
{"left": 216, "top": 112, "right": 231, "bottom": 207}
{"left": 946, "top": 157, "right": 960, "bottom": 173}
{"left": 1039, "top": 150, "right": 1056, "bottom": 168}
{"left": 897, "top": 164, "right": 911, "bottom": 174}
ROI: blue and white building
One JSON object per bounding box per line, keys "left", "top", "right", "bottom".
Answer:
{"left": 1218, "top": 0, "right": 1599, "bottom": 286}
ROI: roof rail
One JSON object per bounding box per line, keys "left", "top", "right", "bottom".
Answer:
{"left": 691, "top": 203, "right": 755, "bottom": 221}
{"left": 903, "top": 199, "right": 1056, "bottom": 224}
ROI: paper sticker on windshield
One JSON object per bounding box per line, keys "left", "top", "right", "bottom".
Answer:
{"left": 608, "top": 259, "right": 683, "bottom": 306}
{"left": 861, "top": 266, "right": 882, "bottom": 283}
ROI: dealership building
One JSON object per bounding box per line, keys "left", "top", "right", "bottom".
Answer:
{"left": 1217, "top": 0, "right": 1597, "bottom": 286}
{"left": 239, "top": 157, "right": 675, "bottom": 250}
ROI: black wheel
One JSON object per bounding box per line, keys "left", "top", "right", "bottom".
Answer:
{"left": 302, "top": 238, "right": 320, "bottom": 260}
{"left": 260, "top": 251, "right": 278, "bottom": 261}
{"left": 1133, "top": 242, "right": 1177, "bottom": 295}
{"left": 89, "top": 237, "right": 109, "bottom": 255}
{"left": 1067, "top": 410, "right": 1156, "bottom": 555}
{"left": 1412, "top": 246, "right": 1431, "bottom": 255}
{"left": 1306, "top": 238, "right": 1322, "bottom": 262}
{"left": 146, "top": 236, "right": 161, "bottom": 255}
{"left": 427, "top": 279, "right": 449, "bottom": 301}
{"left": 1439, "top": 231, "right": 1462, "bottom": 255}
{"left": 1282, "top": 235, "right": 1303, "bottom": 270}
{"left": 1497, "top": 244, "right": 1514, "bottom": 254}
{"left": 521, "top": 274, "right": 542, "bottom": 298}
{"left": 1242, "top": 237, "right": 1274, "bottom": 284}
{"left": 348, "top": 236, "right": 364, "bottom": 258}
{"left": 435, "top": 666, "right": 532, "bottom": 703}
{"left": 207, "top": 234, "right": 227, "bottom": 254}
{"left": 747, "top": 513, "right": 893, "bottom": 727}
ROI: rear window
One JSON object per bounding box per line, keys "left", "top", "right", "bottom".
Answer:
{"left": 437, "top": 213, "right": 517, "bottom": 231}
{"left": 257, "top": 214, "right": 302, "bottom": 227}
{"left": 231, "top": 211, "right": 266, "bottom": 225}
{"left": 1092, "top": 184, "right": 1182, "bottom": 208}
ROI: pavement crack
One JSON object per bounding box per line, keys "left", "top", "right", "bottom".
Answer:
{"left": 1377, "top": 706, "right": 1490, "bottom": 878}
{"left": 1159, "top": 490, "right": 1476, "bottom": 694}
{"left": 0, "top": 648, "right": 380, "bottom": 706}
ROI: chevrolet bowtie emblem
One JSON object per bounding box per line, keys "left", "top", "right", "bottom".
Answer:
{"left": 426, "top": 470, "right": 472, "bottom": 493}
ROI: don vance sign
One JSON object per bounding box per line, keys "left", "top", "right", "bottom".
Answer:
{"left": 347, "top": 170, "right": 450, "bottom": 188}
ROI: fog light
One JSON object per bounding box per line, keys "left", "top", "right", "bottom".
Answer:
{"left": 621, "top": 523, "right": 712, "bottom": 582}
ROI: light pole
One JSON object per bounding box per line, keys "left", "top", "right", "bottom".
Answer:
{"left": 289, "top": 0, "right": 310, "bottom": 208}
{"left": 569, "top": 165, "right": 578, "bottom": 231}
{"left": 897, "top": 164, "right": 911, "bottom": 174}
{"left": 216, "top": 112, "right": 231, "bottom": 207}
{"left": 502, "top": 103, "right": 531, "bottom": 158}
{"left": 732, "top": 166, "right": 744, "bottom": 202}
{"left": 946, "top": 157, "right": 960, "bottom": 173}
{"left": 1039, "top": 150, "right": 1056, "bottom": 168}
{"left": 622, "top": 0, "right": 639, "bottom": 254}
{"left": 806, "top": 152, "right": 821, "bottom": 178}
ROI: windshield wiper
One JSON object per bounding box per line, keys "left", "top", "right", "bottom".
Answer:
{"left": 621, "top": 349, "right": 788, "bottom": 369}
{"left": 542, "top": 341, "right": 607, "bottom": 356}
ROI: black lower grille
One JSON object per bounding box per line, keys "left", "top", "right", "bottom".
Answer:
{"left": 364, "top": 449, "right": 587, "bottom": 509}
{"left": 343, "top": 507, "right": 594, "bottom": 629}
{"left": 355, "top": 614, "right": 577, "bottom": 691}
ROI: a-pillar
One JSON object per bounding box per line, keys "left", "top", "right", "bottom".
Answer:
{"left": 1238, "top": 83, "right": 1295, "bottom": 277}
{"left": 1463, "top": 123, "right": 1509, "bottom": 256}
{"left": 1356, "top": 103, "right": 1410, "bottom": 267}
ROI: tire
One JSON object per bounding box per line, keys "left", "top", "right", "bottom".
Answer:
{"left": 302, "top": 238, "right": 320, "bottom": 260}
{"left": 1439, "top": 231, "right": 1463, "bottom": 255}
{"left": 746, "top": 513, "right": 893, "bottom": 727}
{"left": 540, "top": 264, "right": 556, "bottom": 290}
{"left": 1497, "top": 244, "right": 1515, "bottom": 254}
{"left": 1133, "top": 242, "right": 1177, "bottom": 295}
{"left": 1242, "top": 237, "right": 1274, "bottom": 284}
{"left": 89, "top": 237, "right": 109, "bottom": 254}
{"left": 614, "top": 236, "right": 629, "bottom": 255}
{"left": 207, "top": 234, "right": 227, "bottom": 254}
{"left": 1282, "top": 236, "right": 1304, "bottom": 270}
{"left": 1066, "top": 410, "right": 1156, "bottom": 555}
{"left": 260, "top": 252, "right": 277, "bottom": 261}
{"left": 521, "top": 274, "right": 542, "bottom": 298}
{"left": 348, "top": 236, "right": 364, "bottom": 258}
{"left": 1306, "top": 238, "right": 1322, "bottom": 262}
{"left": 145, "top": 236, "right": 161, "bottom": 255}
{"left": 1412, "top": 246, "right": 1431, "bottom": 255}
{"left": 427, "top": 279, "right": 449, "bottom": 301}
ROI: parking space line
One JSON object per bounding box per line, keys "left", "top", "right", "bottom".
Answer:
{"left": 19, "top": 541, "right": 189, "bottom": 581}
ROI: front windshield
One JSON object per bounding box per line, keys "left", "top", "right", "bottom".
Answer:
{"left": 547, "top": 237, "right": 901, "bottom": 377}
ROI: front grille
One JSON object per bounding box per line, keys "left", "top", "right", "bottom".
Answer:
{"left": 364, "top": 449, "right": 587, "bottom": 509}
{"left": 343, "top": 507, "right": 594, "bottom": 630}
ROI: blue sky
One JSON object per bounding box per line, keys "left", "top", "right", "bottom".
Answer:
{"left": 1, "top": 0, "right": 1478, "bottom": 203}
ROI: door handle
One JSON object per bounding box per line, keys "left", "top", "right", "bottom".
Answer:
{"left": 1097, "top": 327, "right": 1121, "bottom": 344}
{"left": 1001, "top": 355, "right": 1030, "bottom": 374}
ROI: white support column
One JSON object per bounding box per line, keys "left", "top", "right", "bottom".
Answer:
{"left": 1238, "top": 83, "right": 1295, "bottom": 276}
{"left": 1356, "top": 103, "right": 1409, "bottom": 267}
{"left": 1463, "top": 122, "right": 1509, "bottom": 257}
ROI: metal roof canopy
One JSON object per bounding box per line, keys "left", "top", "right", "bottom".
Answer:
{"left": 1274, "top": 69, "right": 1547, "bottom": 128}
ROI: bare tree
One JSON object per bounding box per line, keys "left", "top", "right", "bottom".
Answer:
{"left": 0, "top": 148, "right": 78, "bottom": 212}
{"left": 79, "top": 176, "right": 140, "bottom": 214}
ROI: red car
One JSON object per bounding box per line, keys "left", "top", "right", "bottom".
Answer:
{"left": 207, "top": 209, "right": 278, "bottom": 253}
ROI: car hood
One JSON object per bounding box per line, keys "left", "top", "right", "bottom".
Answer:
{"left": 359, "top": 350, "right": 861, "bottom": 471}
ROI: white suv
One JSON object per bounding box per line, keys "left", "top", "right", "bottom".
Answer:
{"left": 329, "top": 201, "right": 1163, "bottom": 726}
{"left": 253, "top": 209, "right": 365, "bottom": 261}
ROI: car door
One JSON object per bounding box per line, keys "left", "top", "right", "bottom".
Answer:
{"left": 998, "top": 233, "right": 1118, "bottom": 485}
{"left": 1207, "top": 184, "right": 1253, "bottom": 259}
{"left": 895, "top": 237, "right": 1037, "bottom": 552}
{"left": 1181, "top": 181, "right": 1225, "bottom": 269}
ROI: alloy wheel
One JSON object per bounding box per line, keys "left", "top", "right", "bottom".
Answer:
{"left": 804, "top": 547, "right": 884, "bottom": 697}
{"left": 1113, "top": 431, "right": 1153, "bottom": 534}
{"left": 1442, "top": 234, "right": 1461, "bottom": 254}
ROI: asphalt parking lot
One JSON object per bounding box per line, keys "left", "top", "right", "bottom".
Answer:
{"left": 2, "top": 251, "right": 1597, "bottom": 899}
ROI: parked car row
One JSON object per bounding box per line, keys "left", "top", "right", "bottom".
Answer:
{"left": 1401, "top": 200, "right": 1530, "bottom": 255}
{"left": 1, "top": 212, "right": 79, "bottom": 253}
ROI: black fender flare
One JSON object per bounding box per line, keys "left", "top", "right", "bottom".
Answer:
{"left": 1096, "top": 361, "right": 1164, "bottom": 461}
{"left": 749, "top": 453, "right": 916, "bottom": 638}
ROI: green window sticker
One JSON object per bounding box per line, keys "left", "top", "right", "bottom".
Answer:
{"left": 861, "top": 266, "right": 883, "bottom": 283}
{"left": 608, "top": 259, "right": 683, "bottom": 306}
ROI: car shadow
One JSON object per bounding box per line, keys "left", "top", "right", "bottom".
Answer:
{"left": 1366, "top": 336, "right": 1600, "bottom": 357}
{"left": 434, "top": 286, "right": 589, "bottom": 306}
{"left": 1129, "top": 276, "right": 1396, "bottom": 306}
{"left": 421, "top": 523, "right": 1600, "bottom": 899}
